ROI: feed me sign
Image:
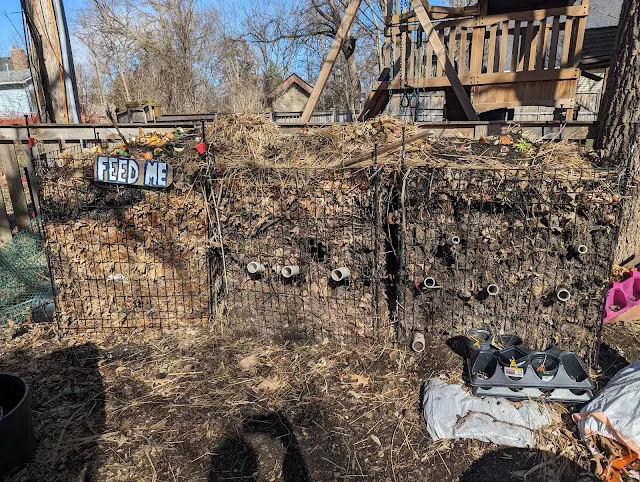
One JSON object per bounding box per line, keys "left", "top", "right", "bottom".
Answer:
{"left": 94, "top": 156, "right": 173, "bottom": 188}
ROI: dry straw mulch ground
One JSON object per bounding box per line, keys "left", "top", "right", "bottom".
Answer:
{"left": 3, "top": 322, "right": 636, "bottom": 481}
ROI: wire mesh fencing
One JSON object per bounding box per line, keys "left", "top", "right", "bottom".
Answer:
{"left": 35, "top": 144, "right": 210, "bottom": 330}
{"left": 210, "top": 168, "right": 394, "bottom": 343}
{"left": 32, "top": 143, "right": 626, "bottom": 357}
{"left": 398, "top": 167, "right": 624, "bottom": 361}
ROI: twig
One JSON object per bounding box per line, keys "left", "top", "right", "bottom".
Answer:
{"left": 105, "top": 109, "right": 131, "bottom": 147}
{"left": 146, "top": 450, "right": 157, "bottom": 482}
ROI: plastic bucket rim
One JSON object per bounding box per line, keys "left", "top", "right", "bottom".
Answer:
{"left": 0, "top": 373, "right": 29, "bottom": 421}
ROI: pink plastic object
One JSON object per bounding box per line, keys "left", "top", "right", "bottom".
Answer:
{"left": 604, "top": 270, "right": 640, "bottom": 323}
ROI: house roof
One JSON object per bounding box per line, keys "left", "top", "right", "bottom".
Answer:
{"left": 0, "top": 69, "right": 31, "bottom": 87}
{"left": 581, "top": 26, "right": 618, "bottom": 68}
{"left": 579, "top": 0, "right": 623, "bottom": 68}
{"left": 586, "top": 0, "right": 623, "bottom": 29}
{"left": 267, "top": 74, "right": 313, "bottom": 100}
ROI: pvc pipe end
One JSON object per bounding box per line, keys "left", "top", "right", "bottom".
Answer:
{"left": 451, "top": 236, "right": 461, "bottom": 245}
{"left": 247, "top": 262, "right": 264, "bottom": 274}
{"left": 422, "top": 277, "right": 437, "bottom": 289}
{"left": 487, "top": 284, "right": 500, "bottom": 296}
{"left": 281, "top": 265, "right": 300, "bottom": 278}
{"left": 331, "top": 268, "right": 350, "bottom": 282}
{"left": 576, "top": 245, "right": 588, "bottom": 255}
{"left": 411, "top": 332, "right": 426, "bottom": 353}
{"left": 557, "top": 288, "right": 571, "bottom": 302}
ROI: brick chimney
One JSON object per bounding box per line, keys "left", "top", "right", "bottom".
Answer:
{"left": 10, "top": 46, "right": 28, "bottom": 71}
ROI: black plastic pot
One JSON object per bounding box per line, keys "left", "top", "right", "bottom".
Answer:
{"left": 497, "top": 346, "right": 529, "bottom": 380}
{"left": 530, "top": 353, "right": 560, "bottom": 382}
{"left": 0, "top": 374, "right": 35, "bottom": 475}
{"left": 466, "top": 328, "right": 492, "bottom": 354}
{"left": 490, "top": 334, "right": 522, "bottom": 350}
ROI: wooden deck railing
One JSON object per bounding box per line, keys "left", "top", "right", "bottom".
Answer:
{"left": 384, "top": 2, "right": 588, "bottom": 95}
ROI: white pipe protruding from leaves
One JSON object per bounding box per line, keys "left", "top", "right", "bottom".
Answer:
{"left": 281, "top": 265, "right": 300, "bottom": 278}
{"left": 446, "top": 235, "right": 461, "bottom": 246}
{"left": 486, "top": 284, "right": 500, "bottom": 296}
{"left": 556, "top": 288, "right": 571, "bottom": 302}
{"left": 575, "top": 245, "right": 588, "bottom": 255}
{"left": 411, "top": 332, "right": 426, "bottom": 353}
{"left": 247, "top": 262, "right": 265, "bottom": 274}
{"left": 331, "top": 267, "right": 350, "bottom": 282}
{"left": 421, "top": 277, "right": 437, "bottom": 289}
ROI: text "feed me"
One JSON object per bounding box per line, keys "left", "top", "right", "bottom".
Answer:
{"left": 95, "top": 156, "right": 169, "bottom": 188}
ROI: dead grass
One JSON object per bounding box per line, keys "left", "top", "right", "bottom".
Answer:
{"left": 198, "top": 114, "right": 602, "bottom": 176}
{"left": 0, "top": 323, "right": 602, "bottom": 481}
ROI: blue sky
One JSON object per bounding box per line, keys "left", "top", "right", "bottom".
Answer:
{"left": 0, "top": 0, "right": 451, "bottom": 58}
{"left": 0, "top": 0, "right": 85, "bottom": 55}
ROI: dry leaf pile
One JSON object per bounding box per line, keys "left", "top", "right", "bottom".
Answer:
{"left": 211, "top": 169, "right": 393, "bottom": 342}
{"left": 35, "top": 115, "right": 621, "bottom": 347}
{"left": 398, "top": 168, "right": 622, "bottom": 358}
{"left": 38, "top": 173, "right": 209, "bottom": 329}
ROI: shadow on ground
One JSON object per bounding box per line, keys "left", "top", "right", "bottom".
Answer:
{"left": 459, "top": 448, "right": 598, "bottom": 482}
{"left": 209, "top": 411, "right": 311, "bottom": 482}
{"left": 0, "top": 342, "right": 105, "bottom": 481}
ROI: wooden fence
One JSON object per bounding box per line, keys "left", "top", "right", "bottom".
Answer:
{"left": 0, "top": 141, "right": 38, "bottom": 246}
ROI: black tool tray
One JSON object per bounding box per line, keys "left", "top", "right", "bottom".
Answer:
{"left": 467, "top": 347, "right": 595, "bottom": 391}
{"left": 470, "top": 386, "right": 593, "bottom": 403}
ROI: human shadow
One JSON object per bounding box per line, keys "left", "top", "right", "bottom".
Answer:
{"left": 0, "top": 342, "right": 105, "bottom": 481}
{"left": 209, "top": 411, "right": 311, "bottom": 482}
{"left": 459, "top": 448, "right": 598, "bottom": 482}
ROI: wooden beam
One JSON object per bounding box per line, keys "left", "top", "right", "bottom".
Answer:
{"left": 0, "top": 144, "right": 30, "bottom": 229}
{"left": 433, "top": 5, "right": 588, "bottom": 30}
{"left": 376, "top": 66, "right": 580, "bottom": 90}
{"left": 410, "top": 0, "right": 479, "bottom": 120}
{"left": 300, "top": 0, "right": 362, "bottom": 124}
{"left": 470, "top": 26, "right": 485, "bottom": 75}
{"left": 560, "top": 17, "right": 574, "bottom": 68}
{"left": 487, "top": 24, "right": 497, "bottom": 73}
{"left": 536, "top": 18, "right": 549, "bottom": 70}
{"left": 0, "top": 186, "right": 11, "bottom": 246}
{"left": 572, "top": 0, "right": 589, "bottom": 67}
{"left": 499, "top": 21, "right": 509, "bottom": 72}
{"left": 548, "top": 16, "right": 561, "bottom": 68}
{"left": 20, "top": 144, "right": 41, "bottom": 216}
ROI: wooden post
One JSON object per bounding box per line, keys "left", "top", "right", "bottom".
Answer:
{"left": 0, "top": 144, "right": 30, "bottom": 229}
{"left": 20, "top": 144, "right": 41, "bottom": 217}
{"left": 0, "top": 187, "right": 11, "bottom": 246}
{"left": 300, "top": 0, "right": 363, "bottom": 123}
{"left": 470, "top": 26, "right": 485, "bottom": 75}
{"left": 410, "top": 0, "right": 479, "bottom": 120}
{"left": 572, "top": 0, "right": 589, "bottom": 67}
{"left": 21, "top": 0, "right": 78, "bottom": 123}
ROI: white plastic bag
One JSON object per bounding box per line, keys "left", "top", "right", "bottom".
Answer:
{"left": 422, "top": 379, "right": 553, "bottom": 448}
{"left": 574, "top": 361, "right": 640, "bottom": 457}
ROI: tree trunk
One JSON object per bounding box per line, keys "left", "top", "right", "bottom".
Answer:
{"left": 343, "top": 38, "right": 361, "bottom": 114}
{"left": 596, "top": 0, "right": 640, "bottom": 263}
